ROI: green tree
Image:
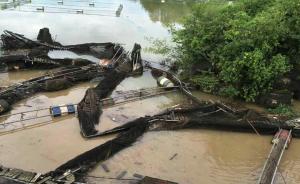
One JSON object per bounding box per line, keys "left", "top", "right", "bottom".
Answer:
{"left": 173, "top": 0, "right": 299, "bottom": 101}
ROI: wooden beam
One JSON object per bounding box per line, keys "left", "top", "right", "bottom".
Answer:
{"left": 258, "top": 129, "right": 292, "bottom": 184}
{"left": 138, "top": 176, "right": 178, "bottom": 184}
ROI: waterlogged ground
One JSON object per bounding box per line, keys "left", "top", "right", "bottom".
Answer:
{"left": 1, "top": 0, "right": 300, "bottom": 184}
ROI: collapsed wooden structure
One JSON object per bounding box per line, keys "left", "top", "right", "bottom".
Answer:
{"left": 1, "top": 29, "right": 300, "bottom": 184}
{"left": 0, "top": 65, "right": 104, "bottom": 113}
{"left": 0, "top": 28, "right": 143, "bottom": 116}
{"left": 0, "top": 29, "right": 118, "bottom": 70}
{"left": 2, "top": 101, "right": 299, "bottom": 183}
{"left": 77, "top": 43, "right": 143, "bottom": 137}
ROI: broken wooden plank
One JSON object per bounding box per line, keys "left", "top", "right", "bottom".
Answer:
{"left": 257, "top": 129, "right": 292, "bottom": 184}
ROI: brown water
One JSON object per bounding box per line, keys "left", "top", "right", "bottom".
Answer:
{"left": 1, "top": 0, "right": 300, "bottom": 184}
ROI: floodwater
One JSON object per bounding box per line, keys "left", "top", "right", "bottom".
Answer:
{"left": 0, "top": 0, "right": 300, "bottom": 184}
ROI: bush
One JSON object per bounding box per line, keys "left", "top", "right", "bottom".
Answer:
{"left": 268, "top": 104, "right": 297, "bottom": 117}
{"left": 190, "top": 74, "right": 219, "bottom": 93}
{"left": 219, "top": 85, "right": 240, "bottom": 98}
{"left": 173, "top": 0, "right": 300, "bottom": 101}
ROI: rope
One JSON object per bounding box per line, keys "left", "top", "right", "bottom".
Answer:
{"left": 246, "top": 120, "right": 261, "bottom": 136}
{"left": 53, "top": 168, "right": 140, "bottom": 182}
{"left": 54, "top": 174, "right": 139, "bottom": 183}
{"left": 270, "top": 157, "right": 288, "bottom": 184}
{"left": 278, "top": 167, "right": 288, "bottom": 184}
{"left": 0, "top": 119, "right": 53, "bottom": 136}
{"left": 0, "top": 114, "right": 54, "bottom": 127}
{"left": 79, "top": 174, "right": 139, "bottom": 181}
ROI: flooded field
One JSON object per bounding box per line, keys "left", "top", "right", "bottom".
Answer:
{"left": 1, "top": 0, "right": 300, "bottom": 184}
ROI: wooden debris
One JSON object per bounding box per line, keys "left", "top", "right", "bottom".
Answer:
{"left": 169, "top": 153, "right": 178, "bottom": 160}
{"left": 116, "top": 171, "right": 127, "bottom": 179}
{"left": 100, "top": 164, "right": 110, "bottom": 173}
{"left": 258, "top": 129, "right": 292, "bottom": 184}
{"left": 138, "top": 176, "right": 178, "bottom": 184}
{"left": 133, "top": 173, "right": 144, "bottom": 179}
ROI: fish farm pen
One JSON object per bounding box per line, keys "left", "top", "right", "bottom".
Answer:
{"left": 0, "top": 28, "right": 299, "bottom": 184}
{"left": 1, "top": 1, "right": 300, "bottom": 183}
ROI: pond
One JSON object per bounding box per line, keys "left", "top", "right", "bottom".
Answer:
{"left": 0, "top": 0, "right": 300, "bottom": 184}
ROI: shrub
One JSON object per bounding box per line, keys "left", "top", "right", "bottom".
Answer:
{"left": 190, "top": 74, "right": 219, "bottom": 93}
{"left": 268, "top": 104, "right": 297, "bottom": 117}
{"left": 172, "top": 0, "right": 300, "bottom": 101}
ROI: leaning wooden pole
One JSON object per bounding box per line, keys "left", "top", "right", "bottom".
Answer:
{"left": 147, "top": 65, "right": 203, "bottom": 104}
{"left": 257, "top": 129, "right": 292, "bottom": 184}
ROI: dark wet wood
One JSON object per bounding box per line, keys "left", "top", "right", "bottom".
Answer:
{"left": 0, "top": 177, "right": 23, "bottom": 184}
{"left": 77, "top": 89, "right": 100, "bottom": 136}
{"left": 138, "top": 176, "right": 178, "bottom": 184}
{"left": 258, "top": 129, "right": 291, "bottom": 184}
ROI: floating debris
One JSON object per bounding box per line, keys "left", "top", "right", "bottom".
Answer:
{"left": 116, "top": 170, "right": 127, "bottom": 179}
{"left": 0, "top": 23, "right": 299, "bottom": 184}
{"left": 16, "top": 103, "right": 292, "bottom": 184}
{"left": 50, "top": 104, "right": 76, "bottom": 117}
{"left": 100, "top": 164, "right": 110, "bottom": 173}
{"left": 169, "top": 153, "right": 178, "bottom": 160}
{"left": 116, "top": 4, "right": 123, "bottom": 17}
{"left": 133, "top": 173, "right": 144, "bottom": 179}
{"left": 77, "top": 43, "right": 143, "bottom": 137}
{"left": 138, "top": 176, "right": 178, "bottom": 184}
{"left": 0, "top": 28, "right": 133, "bottom": 116}
{"left": 0, "top": 29, "right": 120, "bottom": 70}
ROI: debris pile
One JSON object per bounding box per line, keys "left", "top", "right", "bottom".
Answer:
{"left": 78, "top": 43, "right": 143, "bottom": 137}
{"left": 1, "top": 28, "right": 300, "bottom": 184}
{"left": 0, "top": 29, "right": 118, "bottom": 70}
{"left": 0, "top": 65, "right": 104, "bottom": 114}
{"left": 0, "top": 28, "right": 140, "bottom": 115}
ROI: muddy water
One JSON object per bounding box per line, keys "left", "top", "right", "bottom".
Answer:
{"left": 1, "top": 0, "right": 300, "bottom": 184}
{"left": 0, "top": 70, "right": 45, "bottom": 86}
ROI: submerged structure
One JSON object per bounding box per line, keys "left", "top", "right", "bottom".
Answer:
{"left": 0, "top": 29, "right": 113, "bottom": 69}
{"left": 1, "top": 100, "right": 300, "bottom": 183}
{"left": 78, "top": 43, "right": 143, "bottom": 137}
{"left": 1, "top": 28, "right": 300, "bottom": 184}
{"left": 0, "top": 28, "right": 143, "bottom": 115}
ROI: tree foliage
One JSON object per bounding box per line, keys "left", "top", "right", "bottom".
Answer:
{"left": 268, "top": 104, "right": 298, "bottom": 117}
{"left": 173, "top": 0, "right": 300, "bottom": 101}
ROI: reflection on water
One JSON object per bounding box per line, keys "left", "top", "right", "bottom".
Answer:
{"left": 48, "top": 50, "right": 99, "bottom": 63}
{"left": 0, "top": 0, "right": 197, "bottom": 52}
{"left": 1, "top": 0, "right": 300, "bottom": 184}
{"left": 140, "top": 0, "right": 195, "bottom": 26}
{"left": 0, "top": 0, "right": 30, "bottom": 10}
{"left": 9, "top": 0, "right": 122, "bottom": 16}
{"left": 0, "top": 70, "right": 45, "bottom": 86}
